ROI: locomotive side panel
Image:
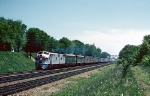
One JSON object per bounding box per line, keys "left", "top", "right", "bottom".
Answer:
{"left": 50, "top": 54, "right": 59, "bottom": 64}
{"left": 59, "top": 54, "right": 65, "bottom": 64}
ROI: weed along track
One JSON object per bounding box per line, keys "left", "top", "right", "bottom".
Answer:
{"left": 0, "top": 63, "right": 112, "bottom": 95}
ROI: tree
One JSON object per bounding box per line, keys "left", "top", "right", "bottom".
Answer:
{"left": 72, "top": 40, "right": 84, "bottom": 55}
{"left": 118, "top": 44, "right": 138, "bottom": 77}
{"left": 101, "top": 52, "right": 110, "bottom": 58}
{"left": 95, "top": 48, "right": 101, "bottom": 57}
{"left": 118, "top": 44, "right": 138, "bottom": 67}
{"left": 90, "top": 44, "right": 98, "bottom": 57}
{"left": 84, "top": 44, "right": 98, "bottom": 57}
{"left": 51, "top": 39, "right": 61, "bottom": 53}
{"left": 0, "top": 17, "right": 11, "bottom": 51}
{"left": 24, "top": 28, "right": 50, "bottom": 57}
{"left": 134, "top": 35, "right": 150, "bottom": 66}
{"left": 0, "top": 17, "right": 27, "bottom": 51}
{"left": 13, "top": 21, "right": 27, "bottom": 52}
{"left": 84, "top": 44, "right": 92, "bottom": 56}
{"left": 59, "top": 37, "right": 71, "bottom": 53}
{"left": 119, "top": 44, "right": 137, "bottom": 60}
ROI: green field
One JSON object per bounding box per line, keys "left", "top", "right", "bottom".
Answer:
{"left": 0, "top": 51, "right": 35, "bottom": 74}
{"left": 54, "top": 64, "right": 150, "bottom": 96}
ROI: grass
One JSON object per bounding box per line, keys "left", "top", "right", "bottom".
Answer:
{"left": 54, "top": 64, "right": 146, "bottom": 96}
{"left": 0, "top": 51, "right": 35, "bottom": 74}
{"left": 131, "top": 66, "right": 150, "bottom": 95}
{"left": 0, "top": 51, "right": 149, "bottom": 95}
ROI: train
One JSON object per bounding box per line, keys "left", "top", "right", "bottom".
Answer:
{"left": 35, "top": 51, "right": 110, "bottom": 70}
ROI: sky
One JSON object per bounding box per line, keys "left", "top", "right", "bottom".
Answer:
{"left": 0, "top": 0, "right": 150, "bottom": 55}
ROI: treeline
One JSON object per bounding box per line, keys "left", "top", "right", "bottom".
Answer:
{"left": 0, "top": 17, "right": 110, "bottom": 58}
{"left": 118, "top": 35, "right": 150, "bottom": 77}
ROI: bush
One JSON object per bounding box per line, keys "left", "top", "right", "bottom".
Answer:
{"left": 117, "top": 59, "right": 122, "bottom": 65}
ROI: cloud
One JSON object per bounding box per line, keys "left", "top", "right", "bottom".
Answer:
{"left": 69, "top": 29, "right": 150, "bottom": 55}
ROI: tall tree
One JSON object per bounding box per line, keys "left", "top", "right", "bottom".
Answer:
{"left": 119, "top": 44, "right": 138, "bottom": 60}
{"left": 118, "top": 44, "right": 138, "bottom": 77}
{"left": 95, "top": 48, "right": 101, "bottom": 57}
{"left": 59, "top": 37, "right": 71, "bottom": 53}
{"left": 13, "top": 21, "right": 27, "bottom": 52}
{"left": 72, "top": 40, "right": 84, "bottom": 55}
{"left": 0, "top": 17, "right": 27, "bottom": 51}
{"left": 24, "top": 28, "right": 50, "bottom": 55}
{"left": 101, "top": 52, "right": 110, "bottom": 58}
{"left": 134, "top": 35, "right": 150, "bottom": 66}
{"left": 52, "top": 39, "right": 61, "bottom": 53}
{"left": 0, "top": 17, "right": 11, "bottom": 51}
{"left": 84, "top": 44, "right": 98, "bottom": 57}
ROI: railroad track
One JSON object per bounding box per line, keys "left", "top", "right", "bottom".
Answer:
{"left": 0, "top": 64, "right": 102, "bottom": 84}
{"left": 0, "top": 63, "right": 112, "bottom": 95}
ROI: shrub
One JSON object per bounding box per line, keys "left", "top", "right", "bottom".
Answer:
{"left": 117, "top": 59, "right": 122, "bottom": 65}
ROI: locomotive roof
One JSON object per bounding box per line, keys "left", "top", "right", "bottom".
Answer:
{"left": 37, "top": 51, "right": 50, "bottom": 54}
{"left": 77, "top": 54, "right": 84, "bottom": 58}
{"left": 37, "top": 51, "right": 65, "bottom": 55}
{"left": 65, "top": 53, "right": 76, "bottom": 57}
{"left": 37, "top": 51, "right": 84, "bottom": 57}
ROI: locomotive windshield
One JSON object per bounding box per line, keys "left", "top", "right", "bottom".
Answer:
{"left": 44, "top": 52, "right": 49, "bottom": 55}
{"left": 37, "top": 51, "right": 49, "bottom": 55}
{"left": 38, "top": 51, "right": 43, "bottom": 54}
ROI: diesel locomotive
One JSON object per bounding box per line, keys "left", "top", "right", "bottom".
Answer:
{"left": 35, "top": 51, "right": 109, "bottom": 70}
